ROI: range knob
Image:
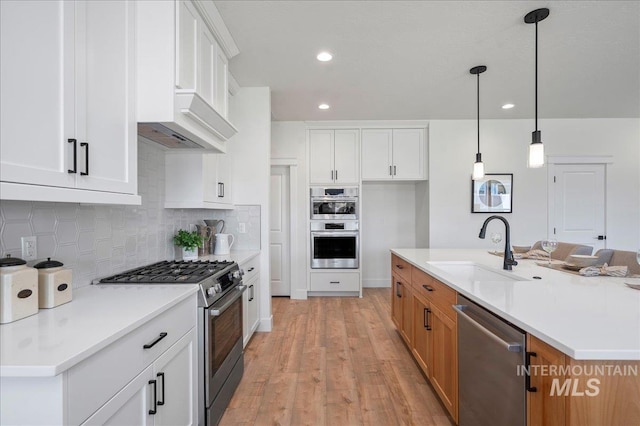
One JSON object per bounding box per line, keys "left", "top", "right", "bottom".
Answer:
{"left": 206, "top": 287, "right": 216, "bottom": 297}
{"left": 214, "top": 283, "right": 222, "bottom": 293}
{"left": 232, "top": 270, "right": 241, "bottom": 279}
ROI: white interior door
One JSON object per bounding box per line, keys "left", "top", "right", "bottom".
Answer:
{"left": 549, "top": 164, "right": 606, "bottom": 251}
{"left": 270, "top": 166, "right": 290, "bottom": 296}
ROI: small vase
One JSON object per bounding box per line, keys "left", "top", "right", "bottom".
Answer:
{"left": 181, "top": 247, "right": 198, "bottom": 261}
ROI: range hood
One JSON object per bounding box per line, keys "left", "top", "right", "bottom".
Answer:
{"left": 137, "top": 92, "right": 238, "bottom": 151}
{"left": 136, "top": 1, "right": 239, "bottom": 152}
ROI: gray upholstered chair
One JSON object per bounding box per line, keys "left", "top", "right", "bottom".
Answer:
{"left": 595, "top": 249, "right": 640, "bottom": 275}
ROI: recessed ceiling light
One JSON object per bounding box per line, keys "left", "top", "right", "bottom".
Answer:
{"left": 317, "top": 52, "right": 333, "bottom": 62}
{"left": 318, "top": 103, "right": 330, "bottom": 110}
{"left": 502, "top": 103, "right": 515, "bottom": 109}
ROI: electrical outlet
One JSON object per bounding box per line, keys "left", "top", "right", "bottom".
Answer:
{"left": 21, "top": 236, "right": 37, "bottom": 261}
{"left": 238, "top": 223, "right": 246, "bottom": 233}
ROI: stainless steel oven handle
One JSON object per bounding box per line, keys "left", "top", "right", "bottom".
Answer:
{"left": 453, "top": 304, "right": 522, "bottom": 352}
{"left": 210, "top": 285, "right": 247, "bottom": 317}
{"left": 311, "top": 231, "right": 359, "bottom": 237}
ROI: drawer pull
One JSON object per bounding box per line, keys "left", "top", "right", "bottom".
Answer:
{"left": 329, "top": 281, "right": 340, "bottom": 284}
{"left": 423, "top": 284, "right": 434, "bottom": 292}
{"left": 247, "top": 267, "right": 255, "bottom": 272}
{"left": 396, "top": 282, "right": 402, "bottom": 298}
{"left": 395, "top": 264, "right": 404, "bottom": 269}
{"left": 143, "top": 332, "right": 168, "bottom": 349}
{"left": 148, "top": 379, "right": 158, "bottom": 415}
{"left": 424, "top": 307, "right": 432, "bottom": 331}
{"left": 157, "top": 372, "right": 166, "bottom": 406}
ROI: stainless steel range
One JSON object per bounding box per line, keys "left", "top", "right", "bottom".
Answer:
{"left": 98, "top": 260, "right": 246, "bottom": 426}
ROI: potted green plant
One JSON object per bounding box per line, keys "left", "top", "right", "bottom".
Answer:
{"left": 173, "top": 229, "right": 203, "bottom": 261}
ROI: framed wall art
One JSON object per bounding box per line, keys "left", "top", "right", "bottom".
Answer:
{"left": 471, "top": 173, "right": 513, "bottom": 213}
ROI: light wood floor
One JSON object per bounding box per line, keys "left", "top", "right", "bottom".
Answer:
{"left": 220, "top": 288, "right": 454, "bottom": 426}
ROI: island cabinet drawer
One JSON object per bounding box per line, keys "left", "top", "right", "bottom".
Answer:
{"left": 66, "top": 294, "right": 197, "bottom": 425}
{"left": 391, "top": 254, "right": 411, "bottom": 283}
{"left": 241, "top": 256, "right": 260, "bottom": 283}
{"left": 310, "top": 272, "right": 359, "bottom": 292}
{"left": 412, "top": 268, "right": 457, "bottom": 320}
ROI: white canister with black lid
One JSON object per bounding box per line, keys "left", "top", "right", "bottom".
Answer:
{"left": 0, "top": 254, "right": 38, "bottom": 324}
{"left": 34, "top": 258, "right": 72, "bottom": 309}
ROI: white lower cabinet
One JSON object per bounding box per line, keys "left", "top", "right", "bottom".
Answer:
{"left": 240, "top": 256, "right": 260, "bottom": 347}
{"left": 0, "top": 294, "right": 197, "bottom": 426}
{"left": 310, "top": 271, "right": 360, "bottom": 293}
{"left": 82, "top": 329, "right": 197, "bottom": 426}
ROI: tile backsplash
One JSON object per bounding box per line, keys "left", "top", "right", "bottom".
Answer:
{"left": 0, "top": 141, "right": 260, "bottom": 288}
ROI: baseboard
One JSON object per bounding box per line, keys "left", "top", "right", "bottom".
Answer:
{"left": 363, "top": 278, "right": 391, "bottom": 288}
{"left": 291, "top": 289, "right": 308, "bottom": 300}
{"left": 257, "top": 315, "right": 273, "bottom": 332}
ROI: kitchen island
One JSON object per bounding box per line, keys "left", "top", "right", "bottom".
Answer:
{"left": 390, "top": 248, "right": 640, "bottom": 426}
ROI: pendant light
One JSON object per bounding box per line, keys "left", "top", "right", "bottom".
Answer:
{"left": 525, "top": 8, "right": 550, "bottom": 168}
{"left": 470, "top": 65, "right": 487, "bottom": 180}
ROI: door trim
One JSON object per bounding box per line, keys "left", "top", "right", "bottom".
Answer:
{"left": 547, "top": 155, "right": 613, "bottom": 164}
{"left": 270, "top": 160, "right": 302, "bottom": 299}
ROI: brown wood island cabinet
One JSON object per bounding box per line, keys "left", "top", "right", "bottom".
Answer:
{"left": 391, "top": 254, "right": 458, "bottom": 423}
{"left": 527, "top": 335, "right": 640, "bottom": 426}
{"left": 391, "top": 253, "right": 640, "bottom": 426}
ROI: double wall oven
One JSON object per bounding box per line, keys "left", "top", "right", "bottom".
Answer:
{"left": 310, "top": 187, "right": 359, "bottom": 269}
{"left": 98, "top": 260, "right": 246, "bottom": 426}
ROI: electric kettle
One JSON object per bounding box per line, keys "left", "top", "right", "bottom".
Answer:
{"left": 213, "top": 234, "right": 234, "bottom": 255}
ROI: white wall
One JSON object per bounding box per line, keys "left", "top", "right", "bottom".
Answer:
{"left": 428, "top": 118, "right": 640, "bottom": 251}
{"left": 361, "top": 183, "right": 416, "bottom": 287}
{"left": 415, "top": 181, "right": 429, "bottom": 247}
{"left": 228, "top": 87, "right": 273, "bottom": 330}
{"left": 270, "top": 121, "right": 308, "bottom": 299}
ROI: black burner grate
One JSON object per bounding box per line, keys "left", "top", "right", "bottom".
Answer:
{"left": 99, "top": 260, "right": 234, "bottom": 284}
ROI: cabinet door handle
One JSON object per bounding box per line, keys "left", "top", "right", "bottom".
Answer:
{"left": 389, "top": 165, "right": 392, "bottom": 176}
{"left": 525, "top": 351, "right": 538, "bottom": 392}
{"left": 249, "top": 284, "right": 254, "bottom": 301}
{"left": 331, "top": 170, "right": 334, "bottom": 181}
{"left": 395, "top": 264, "right": 404, "bottom": 269}
{"left": 423, "top": 284, "right": 434, "bottom": 292}
{"left": 393, "top": 165, "right": 397, "bottom": 176}
{"left": 67, "top": 139, "right": 77, "bottom": 173}
{"left": 148, "top": 379, "right": 158, "bottom": 415}
{"left": 396, "top": 282, "right": 402, "bottom": 297}
{"left": 335, "top": 170, "right": 338, "bottom": 180}
{"left": 80, "top": 142, "right": 89, "bottom": 176}
{"left": 218, "top": 182, "right": 224, "bottom": 198}
{"left": 143, "top": 332, "right": 168, "bottom": 349}
{"left": 157, "top": 372, "right": 166, "bottom": 406}
{"left": 424, "top": 307, "right": 432, "bottom": 331}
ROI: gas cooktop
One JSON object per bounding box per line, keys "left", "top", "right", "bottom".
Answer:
{"left": 99, "top": 260, "right": 235, "bottom": 284}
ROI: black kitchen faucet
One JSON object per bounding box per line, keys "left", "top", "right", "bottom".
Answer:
{"left": 478, "top": 215, "right": 518, "bottom": 271}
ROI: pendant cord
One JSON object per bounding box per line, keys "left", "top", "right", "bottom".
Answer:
{"left": 535, "top": 20, "right": 538, "bottom": 132}
{"left": 477, "top": 72, "right": 480, "bottom": 155}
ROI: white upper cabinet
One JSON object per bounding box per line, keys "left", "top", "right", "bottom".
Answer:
{"left": 137, "top": 1, "right": 238, "bottom": 152}
{"left": 309, "top": 129, "right": 360, "bottom": 185}
{"left": 361, "top": 128, "right": 426, "bottom": 181}
{"left": 165, "top": 152, "right": 233, "bottom": 209}
{"left": 0, "top": 0, "right": 140, "bottom": 205}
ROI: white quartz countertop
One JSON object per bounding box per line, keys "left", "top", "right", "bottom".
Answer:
{"left": 0, "top": 284, "right": 198, "bottom": 377}
{"left": 391, "top": 249, "right": 640, "bottom": 360}
{"left": 199, "top": 250, "right": 260, "bottom": 266}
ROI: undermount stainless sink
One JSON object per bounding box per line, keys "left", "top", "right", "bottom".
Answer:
{"left": 426, "top": 261, "right": 530, "bottom": 284}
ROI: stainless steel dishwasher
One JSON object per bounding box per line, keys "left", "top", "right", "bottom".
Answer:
{"left": 454, "top": 294, "right": 526, "bottom": 426}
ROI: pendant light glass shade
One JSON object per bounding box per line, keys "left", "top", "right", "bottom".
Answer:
{"left": 525, "top": 8, "right": 550, "bottom": 168}
{"left": 470, "top": 65, "right": 487, "bottom": 180}
{"left": 473, "top": 154, "right": 485, "bottom": 180}
{"left": 528, "top": 131, "right": 544, "bottom": 168}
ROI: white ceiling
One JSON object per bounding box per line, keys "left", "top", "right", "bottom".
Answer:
{"left": 215, "top": 1, "right": 640, "bottom": 122}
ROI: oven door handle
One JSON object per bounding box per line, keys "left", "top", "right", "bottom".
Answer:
{"left": 311, "top": 231, "right": 359, "bottom": 237}
{"left": 210, "top": 285, "right": 247, "bottom": 317}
